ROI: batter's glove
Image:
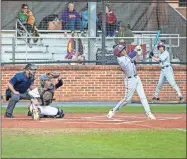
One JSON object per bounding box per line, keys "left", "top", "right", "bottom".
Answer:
{"left": 149, "top": 51, "right": 154, "bottom": 58}
{"left": 135, "top": 45, "right": 142, "bottom": 55}
{"left": 47, "top": 72, "right": 60, "bottom": 79}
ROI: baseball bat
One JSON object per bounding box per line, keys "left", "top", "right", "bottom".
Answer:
{"left": 146, "top": 30, "right": 161, "bottom": 59}
{"left": 153, "top": 30, "right": 161, "bottom": 48}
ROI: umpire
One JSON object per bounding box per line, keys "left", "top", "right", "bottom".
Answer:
{"left": 4, "top": 63, "right": 37, "bottom": 118}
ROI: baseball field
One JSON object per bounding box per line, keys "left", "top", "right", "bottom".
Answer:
{"left": 1, "top": 105, "right": 186, "bottom": 158}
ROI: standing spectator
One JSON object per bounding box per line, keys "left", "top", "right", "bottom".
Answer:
{"left": 115, "top": 22, "right": 134, "bottom": 45}
{"left": 80, "top": 4, "right": 88, "bottom": 31}
{"left": 98, "top": 5, "right": 117, "bottom": 37}
{"left": 62, "top": 2, "right": 83, "bottom": 36}
{"left": 4, "top": 63, "right": 37, "bottom": 118}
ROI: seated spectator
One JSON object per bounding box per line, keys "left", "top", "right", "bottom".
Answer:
{"left": 17, "top": 4, "right": 39, "bottom": 43}
{"left": 62, "top": 2, "right": 83, "bottom": 36}
{"left": 98, "top": 5, "right": 117, "bottom": 37}
{"left": 18, "top": 4, "right": 35, "bottom": 34}
{"left": 115, "top": 22, "right": 134, "bottom": 45}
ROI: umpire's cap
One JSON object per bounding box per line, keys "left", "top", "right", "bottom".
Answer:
{"left": 157, "top": 42, "right": 165, "bottom": 50}
{"left": 114, "top": 44, "right": 126, "bottom": 57}
{"left": 40, "top": 74, "right": 50, "bottom": 81}
{"left": 24, "top": 63, "right": 37, "bottom": 70}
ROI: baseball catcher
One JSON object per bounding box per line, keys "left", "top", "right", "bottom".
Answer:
{"left": 28, "top": 72, "right": 64, "bottom": 120}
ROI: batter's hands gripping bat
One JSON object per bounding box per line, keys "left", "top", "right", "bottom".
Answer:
{"left": 148, "top": 30, "right": 161, "bottom": 58}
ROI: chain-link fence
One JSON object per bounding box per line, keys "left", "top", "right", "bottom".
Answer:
{"left": 1, "top": 0, "right": 186, "bottom": 64}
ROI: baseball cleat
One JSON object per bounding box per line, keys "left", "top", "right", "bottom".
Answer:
{"left": 147, "top": 112, "right": 156, "bottom": 120}
{"left": 179, "top": 97, "right": 184, "bottom": 103}
{"left": 107, "top": 109, "right": 115, "bottom": 119}
{"left": 32, "top": 108, "right": 40, "bottom": 120}
{"left": 152, "top": 97, "right": 160, "bottom": 101}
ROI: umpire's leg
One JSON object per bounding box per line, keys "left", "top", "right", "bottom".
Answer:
{"left": 5, "top": 94, "right": 20, "bottom": 117}
{"left": 5, "top": 92, "right": 31, "bottom": 117}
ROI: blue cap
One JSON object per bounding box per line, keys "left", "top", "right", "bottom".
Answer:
{"left": 40, "top": 74, "right": 50, "bottom": 81}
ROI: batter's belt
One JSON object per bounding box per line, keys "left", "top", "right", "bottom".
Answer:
{"left": 161, "top": 65, "right": 170, "bottom": 69}
{"left": 128, "top": 74, "right": 137, "bottom": 79}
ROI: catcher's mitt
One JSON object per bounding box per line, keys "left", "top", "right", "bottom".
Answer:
{"left": 47, "top": 72, "right": 60, "bottom": 79}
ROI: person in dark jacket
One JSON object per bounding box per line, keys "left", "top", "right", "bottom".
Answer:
{"left": 62, "top": 2, "right": 83, "bottom": 36}
{"left": 4, "top": 63, "right": 37, "bottom": 118}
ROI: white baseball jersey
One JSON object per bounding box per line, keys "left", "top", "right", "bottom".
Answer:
{"left": 154, "top": 50, "right": 182, "bottom": 98}
{"left": 158, "top": 50, "right": 170, "bottom": 67}
{"left": 117, "top": 55, "right": 137, "bottom": 78}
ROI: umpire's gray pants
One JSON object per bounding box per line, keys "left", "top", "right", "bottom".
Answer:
{"left": 6, "top": 92, "right": 31, "bottom": 115}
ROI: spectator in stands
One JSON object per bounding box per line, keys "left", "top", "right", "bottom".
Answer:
{"left": 115, "top": 22, "right": 134, "bottom": 45}
{"left": 4, "top": 63, "right": 37, "bottom": 118}
{"left": 80, "top": 3, "right": 88, "bottom": 32}
{"left": 18, "top": 4, "right": 35, "bottom": 34}
{"left": 98, "top": 5, "right": 117, "bottom": 37}
{"left": 62, "top": 2, "right": 83, "bottom": 36}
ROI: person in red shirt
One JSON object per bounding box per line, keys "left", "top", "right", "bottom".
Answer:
{"left": 98, "top": 5, "right": 117, "bottom": 37}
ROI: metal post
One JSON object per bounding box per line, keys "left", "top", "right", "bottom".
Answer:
{"left": 75, "top": 38, "right": 78, "bottom": 61}
{"left": 101, "top": 0, "right": 106, "bottom": 64}
{"left": 88, "top": 2, "right": 96, "bottom": 62}
{"left": 149, "top": 37, "right": 152, "bottom": 62}
{"left": 169, "top": 36, "right": 173, "bottom": 61}
{"left": 12, "top": 37, "right": 16, "bottom": 63}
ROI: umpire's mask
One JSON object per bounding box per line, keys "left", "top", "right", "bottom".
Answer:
{"left": 24, "top": 63, "right": 37, "bottom": 78}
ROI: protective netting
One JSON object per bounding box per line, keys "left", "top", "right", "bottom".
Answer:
{"left": 1, "top": 1, "right": 186, "bottom": 63}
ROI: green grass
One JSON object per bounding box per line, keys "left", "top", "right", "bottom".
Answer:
{"left": 2, "top": 129, "right": 186, "bottom": 158}
{"left": 1, "top": 105, "right": 186, "bottom": 114}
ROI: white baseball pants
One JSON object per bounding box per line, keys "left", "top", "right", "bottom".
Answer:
{"left": 112, "top": 75, "right": 151, "bottom": 114}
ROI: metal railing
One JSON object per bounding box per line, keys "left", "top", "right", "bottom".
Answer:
{"left": 1, "top": 29, "right": 186, "bottom": 64}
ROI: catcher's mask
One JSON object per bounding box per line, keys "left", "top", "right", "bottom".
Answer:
{"left": 40, "top": 74, "right": 51, "bottom": 86}
{"left": 114, "top": 44, "right": 126, "bottom": 57}
{"left": 24, "top": 63, "right": 37, "bottom": 78}
{"left": 157, "top": 42, "right": 165, "bottom": 50}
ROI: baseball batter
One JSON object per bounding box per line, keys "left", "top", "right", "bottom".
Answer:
{"left": 149, "top": 42, "right": 183, "bottom": 102}
{"left": 28, "top": 73, "right": 64, "bottom": 120}
{"left": 107, "top": 44, "right": 156, "bottom": 120}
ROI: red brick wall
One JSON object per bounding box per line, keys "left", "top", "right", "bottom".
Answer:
{"left": 1, "top": 65, "right": 186, "bottom": 102}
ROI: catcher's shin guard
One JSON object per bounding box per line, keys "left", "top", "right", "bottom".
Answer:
{"left": 32, "top": 108, "right": 41, "bottom": 120}
{"left": 56, "top": 108, "right": 64, "bottom": 118}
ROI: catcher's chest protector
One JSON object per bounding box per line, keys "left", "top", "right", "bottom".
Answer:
{"left": 38, "top": 84, "right": 55, "bottom": 105}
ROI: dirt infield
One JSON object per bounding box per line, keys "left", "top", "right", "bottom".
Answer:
{"left": 2, "top": 113, "right": 186, "bottom": 129}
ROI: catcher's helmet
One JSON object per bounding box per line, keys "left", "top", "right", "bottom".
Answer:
{"left": 24, "top": 63, "right": 37, "bottom": 70}
{"left": 40, "top": 74, "right": 50, "bottom": 81}
{"left": 113, "top": 44, "right": 126, "bottom": 57}
{"left": 157, "top": 42, "right": 165, "bottom": 50}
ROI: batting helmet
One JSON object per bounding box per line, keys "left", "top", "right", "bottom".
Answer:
{"left": 157, "top": 42, "right": 165, "bottom": 50}
{"left": 114, "top": 44, "right": 126, "bottom": 57}
{"left": 24, "top": 63, "right": 37, "bottom": 70}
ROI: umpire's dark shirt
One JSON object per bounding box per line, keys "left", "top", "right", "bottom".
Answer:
{"left": 9, "top": 72, "right": 34, "bottom": 94}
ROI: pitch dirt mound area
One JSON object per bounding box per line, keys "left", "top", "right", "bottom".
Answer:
{"left": 2, "top": 113, "right": 186, "bottom": 129}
